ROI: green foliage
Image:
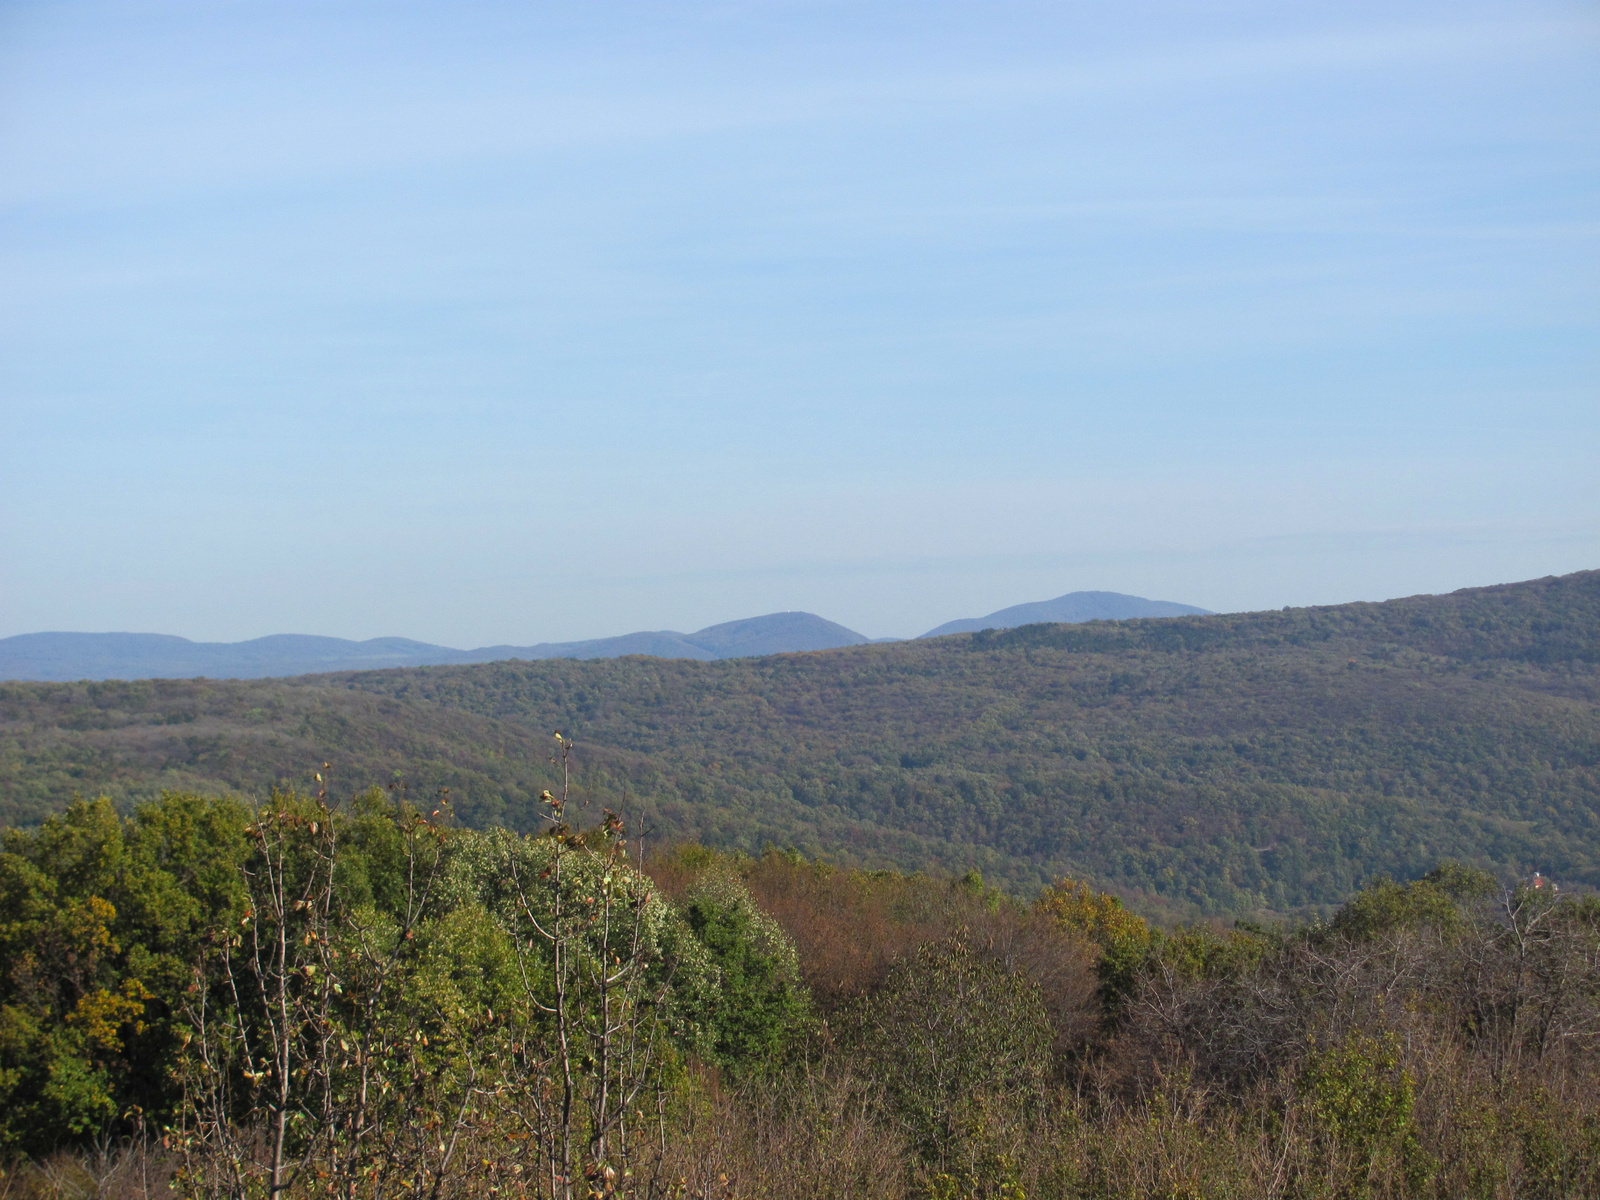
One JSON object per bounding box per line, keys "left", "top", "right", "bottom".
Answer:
{"left": 0, "top": 794, "right": 247, "bottom": 1156}
{"left": 679, "top": 872, "right": 810, "bottom": 1072}
{"left": 1326, "top": 863, "right": 1494, "bottom": 943}
{"left": 924, "top": 1140, "right": 1027, "bottom": 1200}
{"left": 1300, "top": 1033, "right": 1414, "bottom": 1151}
{"left": 1506, "top": 1088, "right": 1600, "bottom": 1199}
{"left": 1299, "top": 1032, "right": 1430, "bottom": 1196}
{"left": 0, "top": 791, "right": 744, "bottom": 1163}
{"left": 0, "top": 806, "right": 1598, "bottom": 1195}
{"left": 1150, "top": 922, "right": 1274, "bottom": 982}
{"left": 1034, "top": 877, "right": 1153, "bottom": 1007}
{"left": 439, "top": 824, "right": 721, "bottom": 1052}
{"left": 849, "top": 937, "right": 1052, "bottom": 1162}
{"left": 8, "top": 571, "right": 1600, "bottom": 918}
{"left": 168, "top": 783, "right": 731, "bottom": 1198}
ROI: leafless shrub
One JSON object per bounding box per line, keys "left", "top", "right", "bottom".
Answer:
{"left": 654, "top": 1065, "right": 909, "bottom": 1200}
{"left": 0, "top": 1142, "right": 177, "bottom": 1200}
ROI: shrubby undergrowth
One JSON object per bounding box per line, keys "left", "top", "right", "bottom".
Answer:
{"left": 0, "top": 787, "right": 1597, "bottom": 1198}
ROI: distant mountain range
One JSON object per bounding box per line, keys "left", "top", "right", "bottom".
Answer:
{"left": 0, "top": 591, "right": 1205, "bottom": 682}
{"left": 920, "top": 591, "right": 1210, "bottom": 637}
{"left": 0, "top": 614, "right": 873, "bottom": 682}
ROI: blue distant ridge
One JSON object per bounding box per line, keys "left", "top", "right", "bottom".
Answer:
{"left": 0, "top": 613, "right": 874, "bottom": 681}
{"left": 2, "top": 592, "right": 1210, "bottom": 681}
{"left": 919, "top": 591, "right": 1210, "bottom": 638}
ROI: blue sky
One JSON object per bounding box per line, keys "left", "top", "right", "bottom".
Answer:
{"left": 1, "top": 0, "right": 1596, "bottom": 644}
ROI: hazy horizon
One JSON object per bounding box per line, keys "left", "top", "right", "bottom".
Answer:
{"left": 3, "top": 0, "right": 1596, "bottom": 644}
{"left": 0, "top": 572, "right": 1573, "bottom": 648}
{"left": 2, "top": 586, "right": 1210, "bottom": 646}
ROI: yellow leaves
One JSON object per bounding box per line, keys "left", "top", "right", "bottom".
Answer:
{"left": 1034, "top": 877, "right": 1151, "bottom": 956}
{"left": 82, "top": 894, "right": 117, "bottom": 928}
{"left": 67, "top": 978, "right": 154, "bottom": 1054}
{"left": 61, "top": 894, "right": 121, "bottom": 965}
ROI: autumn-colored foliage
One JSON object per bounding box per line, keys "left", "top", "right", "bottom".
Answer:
{"left": 1, "top": 792, "right": 1598, "bottom": 1197}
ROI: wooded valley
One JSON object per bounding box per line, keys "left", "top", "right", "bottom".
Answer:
{"left": 3, "top": 570, "right": 1598, "bottom": 918}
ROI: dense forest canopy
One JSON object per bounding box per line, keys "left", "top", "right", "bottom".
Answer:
{"left": 3, "top": 570, "right": 1598, "bottom": 918}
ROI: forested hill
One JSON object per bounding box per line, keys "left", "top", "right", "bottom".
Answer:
{"left": 3, "top": 570, "right": 1598, "bottom": 917}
